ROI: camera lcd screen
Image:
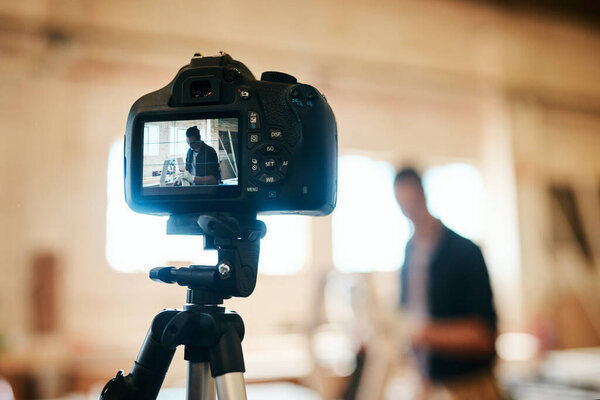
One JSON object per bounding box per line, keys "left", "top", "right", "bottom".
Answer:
{"left": 141, "top": 117, "right": 239, "bottom": 196}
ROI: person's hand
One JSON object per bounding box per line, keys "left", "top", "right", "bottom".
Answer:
{"left": 181, "top": 171, "right": 194, "bottom": 184}
{"left": 408, "top": 317, "right": 429, "bottom": 349}
{"left": 410, "top": 325, "right": 428, "bottom": 349}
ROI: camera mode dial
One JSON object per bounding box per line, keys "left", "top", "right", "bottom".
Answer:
{"left": 261, "top": 71, "right": 297, "bottom": 84}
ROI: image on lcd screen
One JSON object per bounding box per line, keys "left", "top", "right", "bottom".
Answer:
{"left": 142, "top": 118, "right": 238, "bottom": 192}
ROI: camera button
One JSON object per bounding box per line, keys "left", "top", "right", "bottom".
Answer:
{"left": 279, "top": 158, "right": 289, "bottom": 174}
{"left": 224, "top": 68, "right": 240, "bottom": 82}
{"left": 246, "top": 185, "right": 259, "bottom": 194}
{"left": 261, "top": 144, "right": 280, "bottom": 155}
{"left": 248, "top": 133, "right": 261, "bottom": 148}
{"left": 269, "top": 128, "right": 284, "bottom": 140}
{"left": 250, "top": 163, "right": 261, "bottom": 176}
{"left": 247, "top": 111, "right": 261, "bottom": 131}
{"left": 257, "top": 173, "right": 282, "bottom": 184}
{"left": 239, "top": 88, "right": 251, "bottom": 100}
{"left": 266, "top": 189, "right": 279, "bottom": 199}
{"left": 262, "top": 157, "right": 277, "bottom": 171}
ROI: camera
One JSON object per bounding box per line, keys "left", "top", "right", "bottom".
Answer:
{"left": 124, "top": 52, "right": 337, "bottom": 216}
{"left": 102, "top": 53, "right": 338, "bottom": 399}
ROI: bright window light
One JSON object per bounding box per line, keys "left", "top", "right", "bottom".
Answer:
{"left": 106, "top": 141, "right": 307, "bottom": 275}
{"left": 169, "top": 126, "right": 189, "bottom": 155}
{"left": 422, "top": 163, "right": 485, "bottom": 241}
{"left": 258, "top": 215, "right": 308, "bottom": 275}
{"left": 332, "top": 155, "right": 410, "bottom": 272}
{"left": 143, "top": 125, "right": 160, "bottom": 156}
{"left": 496, "top": 332, "right": 539, "bottom": 361}
{"left": 331, "top": 158, "right": 486, "bottom": 273}
{"left": 106, "top": 142, "right": 217, "bottom": 272}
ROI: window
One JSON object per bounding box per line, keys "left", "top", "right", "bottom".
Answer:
{"left": 169, "top": 127, "right": 189, "bottom": 156}
{"left": 257, "top": 215, "right": 308, "bottom": 275}
{"left": 143, "top": 125, "right": 160, "bottom": 156}
{"left": 106, "top": 142, "right": 216, "bottom": 272}
{"left": 332, "top": 157, "right": 485, "bottom": 273}
{"left": 332, "top": 155, "right": 410, "bottom": 273}
{"left": 422, "top": 163, "right": 485, "bottom": 241}
{"left": 106, "top": 141, "right": 307, "bottom": 275}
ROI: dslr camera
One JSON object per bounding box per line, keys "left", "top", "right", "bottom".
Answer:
{"left": 100, "top": 54, "right": 337, "bottom": 400}
{"left": 124, "top": 52, "right": 337, "bottom": 216}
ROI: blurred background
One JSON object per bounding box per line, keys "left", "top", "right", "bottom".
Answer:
{"left": 2, "top": 0, "right": 600, "bottom": 399}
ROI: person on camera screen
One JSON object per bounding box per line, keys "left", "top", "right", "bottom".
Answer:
{"left": 177, "top": 125, "right": 221, "bottom": 186}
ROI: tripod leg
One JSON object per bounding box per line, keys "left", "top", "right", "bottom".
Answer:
{"left": 210, "top": 327, "right": 248, "bottom": 400}
{"left": 215, "top": 372, "right": 247, "bottom": 400}
{"left": 188, "top": 361, "right": 216, "bottom": 400}
{"left": 101, "top": 310, "right": 179, "bottom": 400}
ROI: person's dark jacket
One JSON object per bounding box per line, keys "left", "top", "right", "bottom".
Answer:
{"left": 185, "top": 142, "right": 221, "bottom": 183}
{"left": 400, "top": 226, "right": 497, "bottom": 382}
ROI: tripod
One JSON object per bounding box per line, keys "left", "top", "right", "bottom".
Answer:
{"left": 100, "top": 213, "right": 266, "bottom": 400}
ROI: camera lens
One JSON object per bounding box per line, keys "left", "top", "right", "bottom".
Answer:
{"left": 190, "top": 81, "right": 212, "bottom": 98}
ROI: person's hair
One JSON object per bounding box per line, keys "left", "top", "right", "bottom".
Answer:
{"left": 394, "top": 167, "right": 423, "bottom": 188}
{"left": 185, "top": 126, "right": 201, "bottom": 139}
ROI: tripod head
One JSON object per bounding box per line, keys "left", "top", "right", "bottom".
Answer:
{"left": 150, "top": 213, "right": 266, "bottom": 304}
{"left": 101, "top": 213, "right": 263, "bottom": 400}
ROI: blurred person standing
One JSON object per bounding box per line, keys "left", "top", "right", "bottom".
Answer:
{"left": 394, "top": 168, "right": 500, "bottom": 399}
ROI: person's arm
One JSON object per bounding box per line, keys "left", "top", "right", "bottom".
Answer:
{"left": 205, "top": 145, "right": 221, "bottom": 183}
{"left": 192, "top": 175, "right": 217, "bottom": 185}
{"left": 180, "top": 171, "right": 217, "bottom": 185}
{"left": 190, "top": 145, "right": 220, "bottom": 185}
{"left": 181, "top": 146, "right": 219, "bottom": 185}
{"left": 411, "top": 318, "right": 495, "bottom": 357}
{"left": 414, "top": 243, "right": 497, "bottom": 358}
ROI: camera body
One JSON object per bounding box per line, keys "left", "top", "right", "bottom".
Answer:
{"left": 124, "top": 53, "right": 337, "bottom": 216}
